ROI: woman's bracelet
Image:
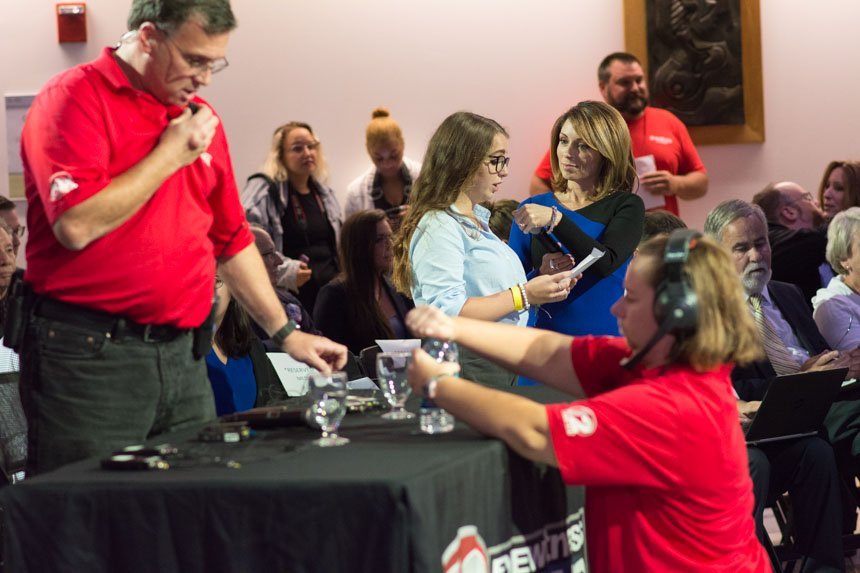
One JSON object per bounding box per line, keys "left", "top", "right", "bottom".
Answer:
{"left": 545, "top": 206, "right": 560, "bottom": 234}
{"left": 423, "top": 372, "right": 453, "bottom": 399}
{"left": 518, "top": 282, "right": 531, "bottom": 311}
{"left": 510, "top": 285, "right": 524, "bottom": 311}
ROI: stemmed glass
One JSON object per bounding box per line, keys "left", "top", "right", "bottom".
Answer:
{"left": 308, "top": 372, "right": 350, "bottom": 447}
{"left": 376, "top": 351, "right": 415, "bottom": 420}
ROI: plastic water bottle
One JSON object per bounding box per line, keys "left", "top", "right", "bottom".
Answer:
{"left": 419, "top": 339, "right": 458, "bottom": 434}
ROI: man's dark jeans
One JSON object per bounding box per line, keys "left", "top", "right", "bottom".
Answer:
{"left": 19, "top": 315, "right": 216, "bottom": 475}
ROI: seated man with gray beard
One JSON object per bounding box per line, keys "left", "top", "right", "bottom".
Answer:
{"left": 705, "top": 199, "right": 854, "bottom": 572}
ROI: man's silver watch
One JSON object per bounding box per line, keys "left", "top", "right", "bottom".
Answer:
{"left": 271, "top": 320, "right": 298, "bottom": 346}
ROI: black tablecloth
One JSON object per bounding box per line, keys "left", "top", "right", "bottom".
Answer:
{"left": 0, "top": 387, "right": 586, "bottom": 573}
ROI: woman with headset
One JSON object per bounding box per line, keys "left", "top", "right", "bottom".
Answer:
{"left": 404, "top": 231, "right": 770, "bottom": 573}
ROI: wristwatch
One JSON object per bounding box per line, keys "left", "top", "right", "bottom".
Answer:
{"left": 271, "top": 320, "right": 298, "bottom": 346}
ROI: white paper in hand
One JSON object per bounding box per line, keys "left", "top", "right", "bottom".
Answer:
{"left": 570, "top": 247, "right": 605, "bottom": 277}
{"left": 634, "top": 154, "right": 665, "bottom": 210}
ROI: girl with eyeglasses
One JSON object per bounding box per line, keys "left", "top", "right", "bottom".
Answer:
{"left": 392, "top": 111, "right": 575, "bottom": 388}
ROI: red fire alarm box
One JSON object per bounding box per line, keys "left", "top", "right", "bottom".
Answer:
{"left": 57, "top": 3, "right": 87, "bottom": 43}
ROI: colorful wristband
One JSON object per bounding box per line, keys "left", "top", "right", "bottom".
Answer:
{"left": 510, "top": 285, "right": 524, "bottom": 311}
{"left": 546, "top": 206, "right": 560, "bottom": 234}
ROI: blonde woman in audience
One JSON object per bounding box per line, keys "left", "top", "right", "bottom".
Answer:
{"left": 818, "top": 160, "right": 860, "bottom": 222}
{"left": 812, "top": 207, "right": 860, "bottom": 350}
{"left": 242, "top": 122, "right": 343, "bottom": 313}
{"left": 392, "top": 111, "right": 574, "bottom": 387}
{"left": 343, "top": 107, "right": 421, "bottom": 230}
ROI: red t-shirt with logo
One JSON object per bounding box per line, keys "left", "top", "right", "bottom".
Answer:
{"left": 534, "top": 107, "right": 705, "bottom": 215}
{"left": 21, "top": 48, "right": 253, "bottom": 328}
{"left": 545, "top": 336, "right": 768, "bottom": 573}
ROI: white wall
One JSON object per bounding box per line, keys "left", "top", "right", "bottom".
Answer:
{"left": 1, "top": 0, "right": 858, "bottom": 234}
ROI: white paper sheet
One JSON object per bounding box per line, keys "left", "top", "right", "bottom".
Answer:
{"left": 375, "top": 339, "right": 421, "bottom": 353}
{"left": 634, "top": 154, "right": 666, "bottom": 211}
{"left": 570, "top": 247, "right": 605, "bottom": 277}
{"left": 267, "top": 352, "right": 316, "bottom": 396}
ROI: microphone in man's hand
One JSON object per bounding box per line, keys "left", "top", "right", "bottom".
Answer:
{"left": 188, "top": 101, "right": 200, "bottom": 114}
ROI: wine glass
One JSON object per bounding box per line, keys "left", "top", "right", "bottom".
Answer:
{"left": 308, "top": 372, "right": 350, "bottom": 447}
{"left": 376, "top": 351, "right": 415, "bottom": 420}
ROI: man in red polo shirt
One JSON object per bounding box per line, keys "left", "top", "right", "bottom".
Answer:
{"left": 529, "top": 52, "right": 708, "bottom": 216}
{"left": 18, "top": 0, "right": 346, "bottom": 474}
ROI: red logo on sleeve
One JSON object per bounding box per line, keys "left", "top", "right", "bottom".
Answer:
{"left": 561, "top": 406, "right": 597, "bottom": 437}
{"left": 48, "top": 171, "right": 78, "bottom": 202}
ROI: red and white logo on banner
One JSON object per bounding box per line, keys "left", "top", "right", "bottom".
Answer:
{"left": 561, "top": 405, "right": 597, "bottom": 437}
{"left": 442, "top": 525, "right": 489, "bottom": 573}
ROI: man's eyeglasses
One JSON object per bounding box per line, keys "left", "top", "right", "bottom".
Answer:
{"left": 11, "top": 226, "right": 24, "bottom": 238}
{"left": 485, "top": 155, "right": 510, "bottom": 175}
{"left": 287, "top": 142, "right": 320, "bottom": 154}
{"left": 161, "top": 32, "right": 229, "bottom": 75}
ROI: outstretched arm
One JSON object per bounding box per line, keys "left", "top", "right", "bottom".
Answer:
{"left": 407, "top": 348, "right": 558, "bottom": 466}
{"left": 406, "top": 305, "right": 584, "bottom": 398}
{"left": 220, "top": 244, "right": 347, "bottom": 374}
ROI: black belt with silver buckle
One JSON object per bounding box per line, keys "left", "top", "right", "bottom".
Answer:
{"left": 34, "top": 297, "right": 188, "bottom": 343}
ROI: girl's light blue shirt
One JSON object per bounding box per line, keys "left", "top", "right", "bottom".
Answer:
{"left": 409, "top": 204, "right": 528, "bottom": 326}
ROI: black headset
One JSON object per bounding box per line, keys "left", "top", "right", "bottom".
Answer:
{"left": 623, "top": 228, "right": 700, "bottom": 369}
{"left": 653, "top": 229, "right": 700, "bottom": 336}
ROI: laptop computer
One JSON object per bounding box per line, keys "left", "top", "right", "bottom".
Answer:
{"left": 743, "top": 367, "right": 847, "bottom": 446}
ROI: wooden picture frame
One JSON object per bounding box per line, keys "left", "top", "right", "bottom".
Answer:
{"left": 623, "top": 0, "right": 764, "bottom": 145}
